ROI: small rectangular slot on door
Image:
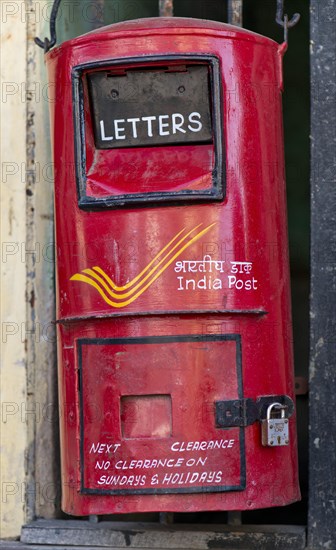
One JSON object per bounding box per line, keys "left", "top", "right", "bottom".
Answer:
{"left": 120, "top": 394, "right": 172, "bottom": 439}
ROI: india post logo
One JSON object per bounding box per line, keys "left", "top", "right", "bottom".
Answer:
{"left": 70, "top": 223, "right": 215, "bottom": 308}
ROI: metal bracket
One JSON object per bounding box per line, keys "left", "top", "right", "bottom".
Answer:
{"left": 227, "top": 1, "right": 243, "bottom": 27}
{"left": 276, "top": 0, "right": 300, "bottom": 43}
{"left": 215, "top": 395, "right": 294, "bottom": 428}
{"left": 35, "top": 0, "right": 62, "bottom": 53}
{"left": 159, "top": 0, "right": 173, "bottom": 17}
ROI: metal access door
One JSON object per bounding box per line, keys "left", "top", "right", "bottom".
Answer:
{"left": 80, "top": 335, "right": 243, "bottom": 496}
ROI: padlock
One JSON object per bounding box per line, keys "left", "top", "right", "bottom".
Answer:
{"left": 261, "top": 402, "right": 289, "bottom": 447}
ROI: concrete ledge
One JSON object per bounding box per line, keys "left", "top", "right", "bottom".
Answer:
{"left": 20, "top": 519, "right": 306, "bottom": 548}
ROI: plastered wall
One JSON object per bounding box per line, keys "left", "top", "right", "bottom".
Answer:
{"left": 1, "top": 0, "right": 56, "bottom": 538}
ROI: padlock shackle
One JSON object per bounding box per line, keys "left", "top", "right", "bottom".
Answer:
{"left": 266, "top": 402, "right": 286, "bottom": 420}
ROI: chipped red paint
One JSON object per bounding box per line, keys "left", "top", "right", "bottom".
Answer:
{"left": 47, "top": 17, "right": 300, "bottom": 515}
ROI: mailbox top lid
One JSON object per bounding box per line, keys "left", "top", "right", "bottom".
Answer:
{"left": 46, "top": 16, "right": 280, "bottom": 60}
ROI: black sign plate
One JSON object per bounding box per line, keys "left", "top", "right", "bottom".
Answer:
{"left": 88, "top": 65, "right": 213, "bottom": 149}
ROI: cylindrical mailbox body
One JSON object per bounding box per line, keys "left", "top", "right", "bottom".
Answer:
{"left": 47, "top": 17, "right": 300, "bottom": 515}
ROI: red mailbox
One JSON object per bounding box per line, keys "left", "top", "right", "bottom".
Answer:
{"left": 46, "top": 17, "right": 300, "bottom": 515}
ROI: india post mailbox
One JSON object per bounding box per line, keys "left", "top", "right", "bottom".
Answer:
{"left": 46, "top": 18, "right": 300, "bottom": 515}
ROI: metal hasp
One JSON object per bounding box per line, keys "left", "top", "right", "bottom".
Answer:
{"left": 215, "top": 395, "right": 294, "bottom": 428}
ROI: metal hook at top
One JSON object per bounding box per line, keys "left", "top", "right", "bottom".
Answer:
{"left": 159, "top": 0, "right": 174, "bottom": 17}
{"left": 35, "top": 0, "right": 62, "bottom": 53}
{"left": 276, "top": 0, "right": 300, "bottom": 43}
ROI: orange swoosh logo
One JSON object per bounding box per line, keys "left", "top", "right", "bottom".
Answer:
{"left": 70, "top": 223, "right": 216, "bottom": 308}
